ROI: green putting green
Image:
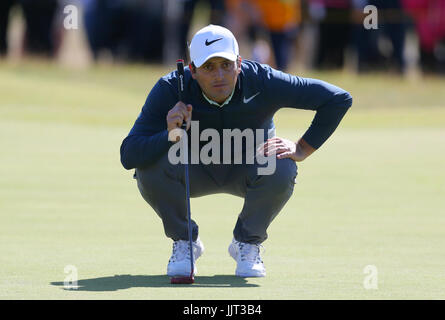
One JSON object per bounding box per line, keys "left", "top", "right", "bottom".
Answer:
{"left": 1, "top": 61, "right": 444, "bottom": 299}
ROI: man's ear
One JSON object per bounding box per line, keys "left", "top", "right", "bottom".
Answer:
{"left": 237, "top": 56, "right": 242, "bottom": 72}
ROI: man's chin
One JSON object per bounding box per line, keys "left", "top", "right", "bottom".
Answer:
{"left": 207, "top": 92, "right": 229, "bottom": 104}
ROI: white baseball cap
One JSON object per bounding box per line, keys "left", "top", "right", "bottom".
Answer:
{"left": 189, "top": 24, "right": 239, "bottom": 68}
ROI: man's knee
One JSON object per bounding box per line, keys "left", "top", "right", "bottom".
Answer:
{"left": 136, "top": 152, "right": 181, "bottom": 191}
{"left": 260, "top": 158, "right": 297, "bottom": 195}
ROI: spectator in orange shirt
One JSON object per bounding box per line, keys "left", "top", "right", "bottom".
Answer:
{"left": 225, "top": 0, "right": 302, "bottom": 71}
{"left": 253, "top": 0, "right": 302, "bottom": 70}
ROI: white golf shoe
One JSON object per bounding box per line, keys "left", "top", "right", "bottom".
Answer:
{"left": 228, "top": 238, "right": 266, "bottom": 277}
{"left": 167, "top": 237, "right": 204, "bottom": 277}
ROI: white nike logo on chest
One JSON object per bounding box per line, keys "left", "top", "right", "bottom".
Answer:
{"left": 243, "top": 92, "right": 260, "bottom": 103}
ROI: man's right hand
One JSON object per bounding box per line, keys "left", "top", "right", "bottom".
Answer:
{"left": 166, "top": 102, "right": 193, "bottom": 142}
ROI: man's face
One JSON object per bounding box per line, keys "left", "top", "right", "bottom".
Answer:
{"left": 191, "top": 57, "right": 241, "bottom": 104}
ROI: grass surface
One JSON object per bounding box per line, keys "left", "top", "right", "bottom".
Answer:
{"left": 0, "top": 60, "right": 444, "bottom": 299}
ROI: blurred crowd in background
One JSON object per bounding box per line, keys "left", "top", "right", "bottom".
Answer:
{"left": 1, "top": 0, "right": 445, "bottom": 75}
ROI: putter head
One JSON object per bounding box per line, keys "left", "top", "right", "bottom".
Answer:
{"left": 170, "top": 275, "right": 194, "bottom": 284}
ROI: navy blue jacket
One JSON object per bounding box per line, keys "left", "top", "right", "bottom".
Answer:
{"left": 120, "top": 60, "right": 352, "bottom": 170}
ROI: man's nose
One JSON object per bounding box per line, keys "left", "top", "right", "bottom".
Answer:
{"left": 214, "top": 67, "right": 224, "bottom": 79}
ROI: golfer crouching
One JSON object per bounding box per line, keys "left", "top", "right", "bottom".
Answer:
{"left": 120, "top": 25, "right": 353, "bottom": 278}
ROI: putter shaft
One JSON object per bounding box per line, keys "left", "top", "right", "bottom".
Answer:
{"left": 176, "top": 59, "right": 194, "bottom": 281}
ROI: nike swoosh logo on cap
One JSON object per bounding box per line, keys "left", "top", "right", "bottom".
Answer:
{"left": 205, "top": 38, "right": 223, "bottom": 46}
{"left": 243, "top": 92, "right": 260, "bottom": 103}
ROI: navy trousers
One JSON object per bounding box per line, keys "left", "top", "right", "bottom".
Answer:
{"left": 135, "top": 152, "right": 297, "bottom": 244}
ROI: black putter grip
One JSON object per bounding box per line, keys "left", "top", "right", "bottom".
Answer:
{"left": 176, "top": 60, "right": 187, "bottom": 130}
